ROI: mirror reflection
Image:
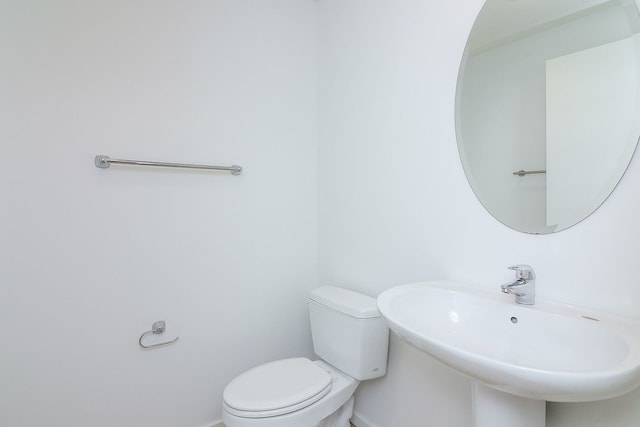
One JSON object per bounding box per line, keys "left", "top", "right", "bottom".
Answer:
{"left": 456, "top": 0, "right": 640, "bottom": 234}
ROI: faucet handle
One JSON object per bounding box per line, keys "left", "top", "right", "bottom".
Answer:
{"left": 508, "top": 264, "right": 536, "bottom": 280}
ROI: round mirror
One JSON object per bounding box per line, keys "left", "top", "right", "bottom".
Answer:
{"left": 456, "top": 0, "right": 640, "bottom": 234}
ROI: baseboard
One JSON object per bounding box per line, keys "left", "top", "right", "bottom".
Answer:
{"left": 351, "top": 412, "right": 375, "bottom": 427}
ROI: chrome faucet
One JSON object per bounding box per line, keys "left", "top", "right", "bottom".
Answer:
{"left": 501, "top": 265, "right": 535, "bottom": 305}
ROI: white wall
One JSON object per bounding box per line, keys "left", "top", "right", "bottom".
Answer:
{"left": 317, "top": 0, "right": 640, "bottom": 426}
{"left": 5, "top": 1, "right": 640, "bottom": 426}
{"left": 0, "top": 1, "right": 317, "bottom": 426}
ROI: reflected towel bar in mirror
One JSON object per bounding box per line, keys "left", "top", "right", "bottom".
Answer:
{"left": 95, "top": 155, "right": 242, "bottom": 175}
{"left": 513, "top": 169, "right": 546, "bottom": 177}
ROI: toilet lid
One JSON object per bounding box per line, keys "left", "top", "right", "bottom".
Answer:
{"left": 223, "top": 357, "right": 332, "bottom": 418}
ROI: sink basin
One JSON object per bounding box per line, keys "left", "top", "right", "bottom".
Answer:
{"left": 377, "top": 281, "right": 640, "bottom": 402}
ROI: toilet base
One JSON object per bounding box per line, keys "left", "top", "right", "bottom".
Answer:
{"left": 319, "top": 396, "right": 354, "bottom": 427}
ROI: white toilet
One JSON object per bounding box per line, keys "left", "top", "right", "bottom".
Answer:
{"left": 222, "top": 286, "right": 389, "bottom": 427}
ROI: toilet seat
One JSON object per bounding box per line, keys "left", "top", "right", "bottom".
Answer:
{"left": 223, "top": 358, "right": 333, "bottom": 418}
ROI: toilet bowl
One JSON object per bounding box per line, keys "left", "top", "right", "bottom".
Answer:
{"left": 222, "top": 286, "right": 389, "bottom": 427}
{"left": 223, "top": 359, "right": 358, "bottom": 427}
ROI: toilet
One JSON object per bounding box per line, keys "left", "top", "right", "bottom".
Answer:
{"left": 222, "top": 286, "right": 389, "bottom": 427}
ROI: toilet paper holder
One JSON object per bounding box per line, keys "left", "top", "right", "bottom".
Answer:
{"left": 139, "top": 320, "right": 179, "bottom": 349}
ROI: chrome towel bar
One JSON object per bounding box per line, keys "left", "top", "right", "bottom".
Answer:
{"left": 95, "top": 155, "right": 242, "bottom": 175}
{"left": 139, "top": 320, "right": 179, "bottom": 349}
{"left": 513, "top": 169, "right": 546, "bottom": 177}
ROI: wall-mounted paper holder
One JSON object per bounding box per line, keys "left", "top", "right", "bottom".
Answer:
{"left": 139, "top": 320, "right": 179, "bottom": 349}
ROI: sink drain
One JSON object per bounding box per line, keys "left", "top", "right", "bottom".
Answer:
{"left": 510, "top": 316, "right": 518, "bottom": 324}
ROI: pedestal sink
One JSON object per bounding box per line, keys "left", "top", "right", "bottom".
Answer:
{"left": 377, "top": 281, "right": 640, "bottom": 427}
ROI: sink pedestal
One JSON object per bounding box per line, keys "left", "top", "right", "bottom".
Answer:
{"left": 472, "top": 382, "right": 545, "bottom": 427}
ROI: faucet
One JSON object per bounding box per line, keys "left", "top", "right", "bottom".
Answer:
{"left": 501, "top": 265, "right": 535, "bottom": 305}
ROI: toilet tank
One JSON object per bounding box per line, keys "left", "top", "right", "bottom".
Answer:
{"left": 309, "top": 286, "right": 389, "bottom": 381}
